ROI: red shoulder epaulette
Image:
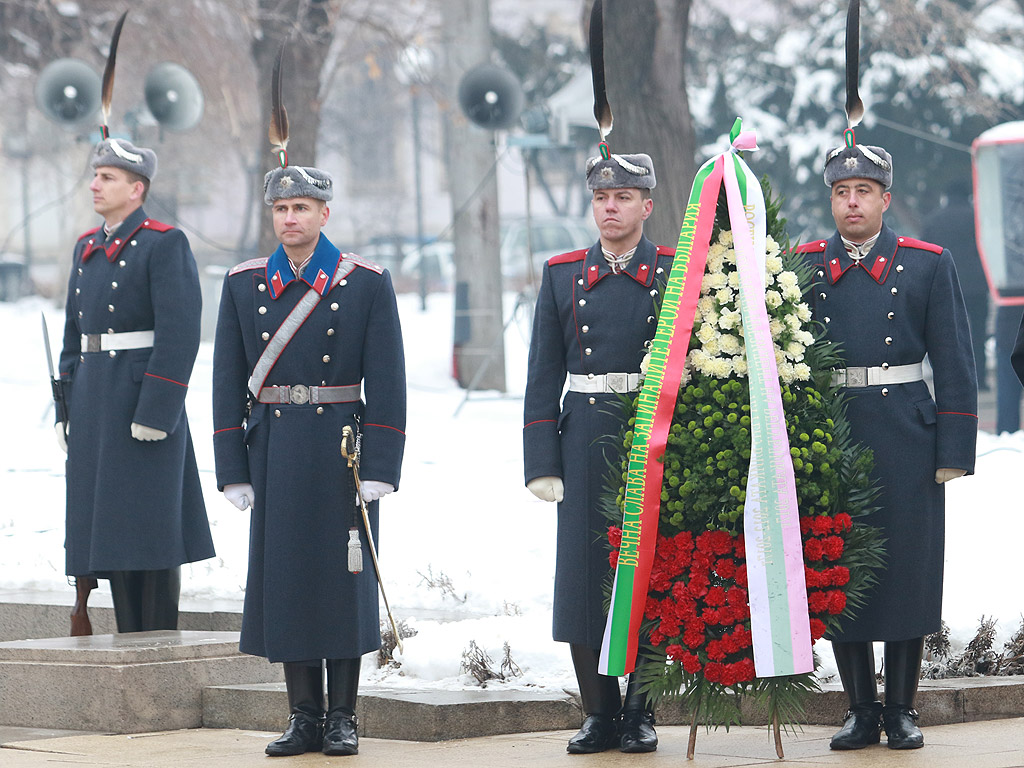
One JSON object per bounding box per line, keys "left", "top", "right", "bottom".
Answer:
{"left": 76, "top": 226, "right": 102, "bottom": 242}
{"left": 794, "top": 240, "right": 828, "bottom": 254}
{"left": 547, "top": 249, "right": 587, "bottom": 265}
{"left": 342, "top": 252, "right": 384, "bottom": 274}
{"left": 656, "top": 245, "right": 675, "bottom": 256}
{"left": 141, "top": 219, "right": 174, "bottom": 233}
{"left": 896, "top": 236, "right": 943, "bottom": 254}
{"left": 229, "top": 257, "right": 269, "bottom": 276}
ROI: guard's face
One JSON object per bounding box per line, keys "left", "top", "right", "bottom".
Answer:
{"left": 592, "top": 187, "right": 653, "bottom": 251}
{"left": 272, "top": 198, "right": 329, "bottom": 253}
{"left": 830, "top": 178, "right": 890, "bottom": 243}
{"left": 89, "top": 166, "right": 143, "bottom": 221}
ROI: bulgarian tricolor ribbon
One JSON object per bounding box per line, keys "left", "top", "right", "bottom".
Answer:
{"left": 599, "top": 119, "right": 812, "bottom": 678}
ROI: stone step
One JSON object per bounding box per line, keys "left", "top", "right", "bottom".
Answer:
{"left": 0, "top": 591, "right": 243, "bottom": 643}
{"left": 0, "top": 631, "right": 280, "bottom": 733}
{"left": 203, "top": 675, "right": 1024, "bottom": 742}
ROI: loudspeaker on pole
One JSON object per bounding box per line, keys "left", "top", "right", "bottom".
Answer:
{"left": 457, "top": 63, "right": 524, "bottom": 131}
{"left": 35, "top": 59, "right": 102, "bottom": 128}
{"left": 144, "top": 62, "right": 204, "bottom": 132}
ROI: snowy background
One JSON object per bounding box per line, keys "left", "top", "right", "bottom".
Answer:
{"left": 1, "top": 291, "right": 1022, "bottom": 692}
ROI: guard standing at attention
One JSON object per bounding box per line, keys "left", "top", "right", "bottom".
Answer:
{"left": 56, "top": 11, "right": 214, "bottom": 633}
{"left": 212, "top": 46, "right": 406, "bottom": 758}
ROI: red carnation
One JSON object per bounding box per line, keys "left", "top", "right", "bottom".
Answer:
{"left": 703, "top": 661, "right": 723, "bottom": 683}
{"left": 830, "top": 566, "right": 851, "bottom": 586}
{"left": 833, "top": 512, "right": 853, "bottom": 532}
{"left": 682, "top": 653, "right": 702, "bottom": 674}
{"left": 812, "top": 516, "right": 833, "bottom": 537}
{"left": 799, "top": 517, "right": 814, "bottom": 535}
{"left": 804, "top": 566, "right": 821, "bottom": 588}
{"left": 702, "top": 608, "right": 721, "bottom": 626}
{"left": 645, "top": 597, "right": 662, "bottom": 620}
{"left": 706, "top": 639, "right": 726, "bottom": 661}
{"left": 666, "top": 644, "right": 685, "bottom": 660}
{"left": 804, "top": 538, "right": 824, "bottom": 561}
{"left": 823, "top": 535, "right": 844, "bottom": 561}
{"left": 808, "top": 590, "right": 830, "bottom": 613}
{"left": 809, "top": 618, "right": 827, "bottom": 640}
{"left": 726, "top": 587, "right": 748, "bottom": 606}
{"left": 609, "top": 551, "right": 619, "bottom": 568}
{"left": 607, "top": 526, "right": 623, "bottom": 548}
{"left": 715, "top": 557, "right": 737, "bottom": 579}
{"left": 735, "top": 564, "right": 748, "bottom": 587}
{"left": 683, "top": 628, "right": 705, "bottom": 649}
{"left": 828, "top": 590, "right": 847, "bottom": 614}
{"left": 705, "top": 586, "right": 727, "bottom": 607}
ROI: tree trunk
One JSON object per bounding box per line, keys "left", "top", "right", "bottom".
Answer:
{"left": 252, "top": 0, "right": 333, "bottom": 257}
{"left": 439, "top": 0, "right": 506, "bottom": 392}
{"left": 602, "top": 0, "right": 696, "bottom": 250}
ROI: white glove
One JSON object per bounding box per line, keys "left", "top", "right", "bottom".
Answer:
{"left": 55, "top": 422, "right": 68, "bottom": 454}
{"left": 224, "top": 483, "right": 255, "bottom": 511}
{"left": 935, "top": 468, "right": 966, "bottom": 484}
{"left": 360, "top": 480, "right": 394, "bottom": 503}
{"left": 131, "top": 423, "right": 168, "bottom": 441}
{"left": 527, "top": 476, "right": 564, "bottom": 503}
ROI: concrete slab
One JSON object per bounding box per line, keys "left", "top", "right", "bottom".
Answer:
{"left": 1, "top": 719, "right": 1023, "bottom": 768}
{"left": 0, "top": 631, "right": 281, "bottom": 733}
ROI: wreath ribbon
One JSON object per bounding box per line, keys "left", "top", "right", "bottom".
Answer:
{"left": 600, "top": 119, "right": 812, "bottom": 678}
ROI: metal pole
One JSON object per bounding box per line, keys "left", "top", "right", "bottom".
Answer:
{"left": 412, "top": 85, "right": 427, "bottom": 311}
{"left": 20, "top": 156, "right": 33, "bottom": 296}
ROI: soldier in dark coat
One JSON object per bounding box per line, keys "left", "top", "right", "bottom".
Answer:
{"left": 57, "top": 138, "right": 214, "bottom": 633}
{"left": 524, "top": 152, "right": 670, "bottom": 755}
{"left": 213, "top": 164, "right": 405, "bottom": 757}
{"left": 797, "top": 139, "right": 977, "bottom": 751}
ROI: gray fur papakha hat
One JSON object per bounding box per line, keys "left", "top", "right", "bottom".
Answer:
{"left": 263, "top": 166, "right": 334, "bottom": 205}
{"left": 823, "top": 142, "right": 892, "bottom": 189}
{"left": 586, "top": 153, "right": 656, "bottom": 191}
{"left": 91, "top": 138, "right": 158, "bottom": 181}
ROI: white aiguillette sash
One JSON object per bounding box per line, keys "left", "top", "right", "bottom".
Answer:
{"left": 247, "top": 260, "right": 356, "bottom": 397}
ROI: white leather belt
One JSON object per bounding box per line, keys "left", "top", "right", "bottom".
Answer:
{"left": 830, "top": 361, "right": 923, "bottom": 388}
{"left": 568, "top": 372, "right": 641, "bottom": 394}
{"left": 257, "top": 384, "right": 362, "bottom": 405}
{"left": 81, "top": 330, "right": 154, "bottom": 352}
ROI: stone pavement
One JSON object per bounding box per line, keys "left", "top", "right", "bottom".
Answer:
{"left": 1, "top": 718, "right": 1023, "bottom": 767}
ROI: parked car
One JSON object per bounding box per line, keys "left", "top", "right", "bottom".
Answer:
{"left": 499, "top": 216, "right": 596, "bottom": 286}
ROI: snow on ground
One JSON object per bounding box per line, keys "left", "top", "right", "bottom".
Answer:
{"left": 1, "top": 291, "right": 1021, "bottom": 692}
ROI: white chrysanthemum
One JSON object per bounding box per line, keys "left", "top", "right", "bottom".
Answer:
{"left": 775, "top": 346, "right": 787, "bottom": 365}
{"left": 697, "top": 296, "right": 716, "bottom": 317}
{"left": 785, "top": 313, "right": 801, "bottom": 332}
{"left": 764, "top": 271, "right": 774, "bottom": 288}
{"left": 708, "top": 357, "right": 733, "bottom": 378}
{"left": 728, "top": 271, "right": 740, "bottom": 289}
{"left": 786, "top": 341, "right": 806, "bottom": 361}
{"left": 765, "top": 235, "right": 781, "bottom": 258}
{"left": 794, "top": 362, "right": 811, "bottom": 381}
{"left": 777, "top": 271, "right": 799, "bottom": 290}
{"left": 715, "top": 288, "right": 733, "bottom": 305}
{"left": 769, "top": 318, "right": 785, "bottom": 338}
{"left": 778, "top": 361, "right": 797, "bottom": 385}
{"left": 708, "top": 242, "right": 727, "bottom": 259}
{"left": 703, "top": 336, "right": 721, "bottom": 357}
{"left": 706, "top": 251, "right": 725, "bottom": 274}
{"left": 702, "top": 274, "right": 716, "bottom": 293}
{"left": 719, "top": 334, "right": 742, "bottom": 355}
{"left": 719, "top": 309, "right": 741, "bottom": 330}
{"left": 796, "top": 303, "right": 812, "bottom": 322}
{"left": 795, "top": 329, "right": 815, "bottom": 347}
{"left": 705, "top": 309, "right": 720, "bottom": 327}
{"left": 732, "top": 356, "right": 748, "bottom": 376}
{"left": 709, "top": 272, "right": 728, "bottom": 290}
{"left": 719, "top": 230, "right": 734, "bottom": 247}
{"left": 724, "top": 246, "right": 737, "bottom": 264}
{"left": 696, "top": 323, "right": 717, "bottom": 344}
{"left": 782, "top": 283, "right": 803, "bottom": 302}
{"left": 765, "top": 254, "right": 784, "bottom": 275}
{"left": 765, "top": 290, "right": 783, "bottom": 309}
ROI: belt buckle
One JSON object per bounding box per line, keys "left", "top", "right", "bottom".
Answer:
{"left": 846, "top": 367, "right": 867, "bottom": 387}
{"left": 85, "top": 335, "right": 100, "bottom": 353}
{"left": 289, "top": 384, "right": 310, "bottom": 405}
{"left": 607, "top": 372, "right": 627, "bottom": 393}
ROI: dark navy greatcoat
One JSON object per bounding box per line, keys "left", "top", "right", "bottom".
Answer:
{"left": 524, "top": 236, "right": 674, "bottom": 649}
{"left": 58, "top": 205, "right": 214, "bottom": 576}
{"left": 212, "top": 233, "right": 406, "bottom": 663}
{"left": 798, "top": 223, "right": 978, "bottom": 642}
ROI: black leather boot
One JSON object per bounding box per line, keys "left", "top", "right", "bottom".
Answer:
{"left": 108, "top": 569, "right": 181, "bottom": 632}
{"left": 883, "top": 638, "right": 925, "bottom": 750}
{"left": 266, "top": 662, "right": 325, "bottom": 756}
{"left": 618, "top": 673, "right": 658, "bottom": 753}
{"left": 829, "top": 641, "right": 882, "bottom": 750}
{"left": 324, "top": 658, "right": 360, "bottom": 756}
{"left": 566, "top": 645, "right": 620, "bottom": 754}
